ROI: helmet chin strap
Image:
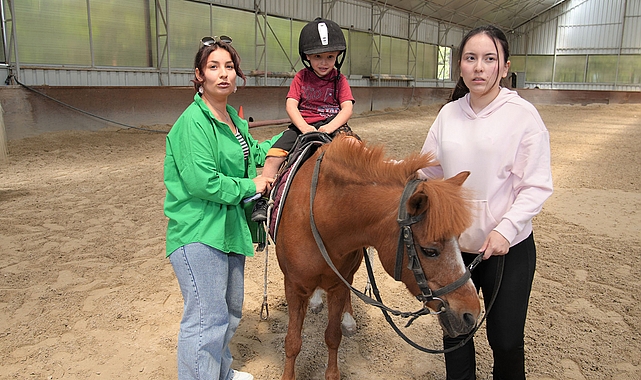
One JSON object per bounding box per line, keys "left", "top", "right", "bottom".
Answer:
{"left": 335, "top": 51, "right": 345, "bottom": 71}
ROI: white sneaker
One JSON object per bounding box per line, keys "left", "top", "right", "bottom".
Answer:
{"left": 231, "top": 370, "right": 254, "bottom": 380}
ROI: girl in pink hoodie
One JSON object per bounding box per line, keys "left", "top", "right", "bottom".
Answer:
{"left": 419, "top": 25, "right": 553, "bottom": 380}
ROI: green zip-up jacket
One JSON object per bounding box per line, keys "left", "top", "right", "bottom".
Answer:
{"left": 164, "top": 94, "right": 282, "bottom": 257}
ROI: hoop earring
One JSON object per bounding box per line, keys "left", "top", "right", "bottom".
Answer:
{"left": 198, "top": 86, "right": 204, "bottom": 94}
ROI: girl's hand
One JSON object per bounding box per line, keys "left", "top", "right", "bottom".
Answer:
{"left": 479, "top": 230, "right": 509, "bottom": 260}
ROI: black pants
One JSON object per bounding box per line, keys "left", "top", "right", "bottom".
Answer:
{"left": 443, "top": 233, "right": 537, "bottom": 380}
{"left": 271, "top": 116, "right": 356, "bottom": 153}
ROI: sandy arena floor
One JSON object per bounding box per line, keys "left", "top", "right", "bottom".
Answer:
{"left": 0, "top": 102, "right": 640, "bottom": 379}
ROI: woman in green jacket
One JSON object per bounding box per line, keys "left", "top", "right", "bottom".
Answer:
{"left": 164, "top": 36, "right": 280, "bottom": 380}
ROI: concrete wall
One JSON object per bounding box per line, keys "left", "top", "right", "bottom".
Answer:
{"left": 1, "top": 85, "right": 640, "bottom": 141}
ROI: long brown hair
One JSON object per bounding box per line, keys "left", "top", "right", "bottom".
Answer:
{"left": 192, "top": 40, "right": 246, "bottom": 93}
{"left": 448, "top": 25, "right": 510, "bottom": 103}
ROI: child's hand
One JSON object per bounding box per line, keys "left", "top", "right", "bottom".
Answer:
{"left": 299, "top": 124, "right": 316, "bottom": 134}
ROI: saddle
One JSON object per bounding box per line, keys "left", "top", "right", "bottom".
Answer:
{"left": 267, "top": 126, "right": 359, "bottom": 242}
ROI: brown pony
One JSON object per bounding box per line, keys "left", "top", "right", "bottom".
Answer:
{"left": 275, "top": 135, "right": 481, "bottom": 380}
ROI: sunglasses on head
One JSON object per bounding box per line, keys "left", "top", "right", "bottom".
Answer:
{"left": 201, "top": 35, "right": 232, "bottom": 46}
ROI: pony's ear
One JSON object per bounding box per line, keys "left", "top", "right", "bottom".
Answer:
{"left": 406, "top": 188, "right": 428, "bottom": 216}
{"left": 447, "top": 171, "right": 470, "bottom": 187}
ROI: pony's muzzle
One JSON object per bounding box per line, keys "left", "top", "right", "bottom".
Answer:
{"left": 438, "top": 304, "right": 478, "bottom": 337}
{"left": 462, "top": 312, "right": 477, "bottom": 332}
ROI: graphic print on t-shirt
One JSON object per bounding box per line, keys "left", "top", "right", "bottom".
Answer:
{"left": 300, "top": 84, "right": 340, "bottom": 120}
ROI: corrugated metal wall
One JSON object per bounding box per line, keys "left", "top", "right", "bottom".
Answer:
{"left": 622, "top": 0, "right": 641, "bottom": 54}
{"left": 557, "top": 0, "right": 625, "bottom": 54}
{"left": 5, "top": 0, "right": 640, "bottom": 90}
{"left": 507, "top": 0, "right": 641, "bottom": 90}
{"left": 6, "top": 0, "right": 463, "bottom": 88}
{"left": 510, "top": 0, "right": 641, "bottom": 55}
{"left": 326, "top": 0, "right": 373, "bottom": 32}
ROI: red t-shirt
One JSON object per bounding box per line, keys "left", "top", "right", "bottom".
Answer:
{"left": 286, "top": 68, "right": 354, "bottom": 124}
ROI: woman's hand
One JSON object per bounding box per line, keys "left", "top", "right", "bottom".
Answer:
{"left": 479, "top": 230, "right": 510, "bottom": 260}
{"left": 252, "top": 175, "right": 274, "bottom": 195}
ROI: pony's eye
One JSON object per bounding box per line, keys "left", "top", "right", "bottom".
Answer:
{"left": 421, "top": 246, "right": 440, "bottom": 257}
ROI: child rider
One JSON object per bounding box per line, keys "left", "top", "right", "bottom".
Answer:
{"left": 251, "top": 17, "right": 355, "bottom": 222}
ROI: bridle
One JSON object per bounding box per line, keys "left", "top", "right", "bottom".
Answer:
{"left": 394, "top": 178, "right": 483, "bottom": 314}
{"left": 308, "top": 150, "right": 501, "bottom": 354}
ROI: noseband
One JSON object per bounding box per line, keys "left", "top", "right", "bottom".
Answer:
{"left": 394, "top": 179, "right": 483, "bottom": 313}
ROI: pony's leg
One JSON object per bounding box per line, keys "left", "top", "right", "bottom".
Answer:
{"left": 340, "top": 249, "right": 364, "bottom": 337}
{"left": 309, "top": 288, "right": 356, "bottom": 336}
{"left": 309, "top": 288, "right": 324, "bottom": 314}
{"left": 324, "top": 286, "right": 350, "bottom": 380}
{"left": 282, "top": 280, "right": 309, "bottom": 380}
{"left": 340, "top": 291, "right": 357, "bottom": 337}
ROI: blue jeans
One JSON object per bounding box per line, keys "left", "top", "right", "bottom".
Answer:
{"left": 170, "top": 243, "right": 246, "bottom": 380}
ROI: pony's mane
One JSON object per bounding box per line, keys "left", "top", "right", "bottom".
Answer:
{"left": 324, "top": 135, "right": 472, "bottom": 239}
{"left": 422, "top": 179, "right": 472, "bottom": 241}
{"left": 323, "top": 135, "right": 437, "bottom": 185}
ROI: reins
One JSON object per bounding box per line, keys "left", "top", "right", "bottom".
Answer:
{"left": 365, "top": 247, "right": 504, "bottom": 354}
{"left": 309, "top": 149, "right": 505, "bottom": 354}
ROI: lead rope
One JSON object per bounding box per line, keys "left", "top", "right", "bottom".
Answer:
{"left": 259, "top": 222, "right": 273, "bottom": 320}
{"left": 365, "top": 247, "right": 504, "bottom": 354}
{"left": 363, "top": 247, "right": 375, "bottom": 297}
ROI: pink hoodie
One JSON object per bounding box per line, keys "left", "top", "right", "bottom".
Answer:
{"left": 419, "top": 87, "right": 553, "bottom": 252}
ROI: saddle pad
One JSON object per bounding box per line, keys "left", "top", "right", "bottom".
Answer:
{"left": 268, "top": 133, "right": 331, "bottom": 242}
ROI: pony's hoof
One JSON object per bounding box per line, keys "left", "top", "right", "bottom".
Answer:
{"left": 341, "top": 312, "right": 357, "bottom": 337}
{"left": 309, "top": 288, "right": 324, "bottom": 314}
{"left": 309, "top": 302, "right": 323, "bottom": 314}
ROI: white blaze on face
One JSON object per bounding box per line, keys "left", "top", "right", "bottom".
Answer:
{"left": 318, "top": 22, "right": 329, "bottom": 45}
{"left": 451, "top": 237, "right": 466, "bottom": 272}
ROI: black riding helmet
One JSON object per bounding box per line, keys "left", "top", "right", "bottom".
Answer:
{"left": 299, "top": 18, "right": 346, "bottom": 72}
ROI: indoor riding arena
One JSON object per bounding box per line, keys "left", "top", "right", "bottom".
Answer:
{"left": 1, "top": 0, "right": 640, "bottom": 379}
{"left": 1, "top": 87, "right": 640, "bottom": 380}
